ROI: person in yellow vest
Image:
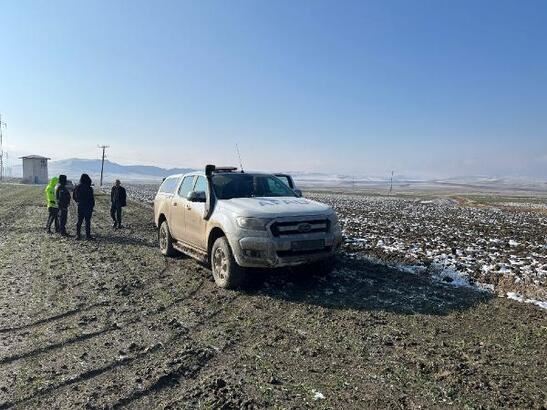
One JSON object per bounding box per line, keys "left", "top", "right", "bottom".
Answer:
{"left": 44, "top": 176, "right": 59, "bottom": 233}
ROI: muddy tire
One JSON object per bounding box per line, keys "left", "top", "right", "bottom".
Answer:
{"left": 159, "top": 220, "right": 176, "bottom": 256}
{"left": 211, "top": 236, "right": 245, "bottom": 289}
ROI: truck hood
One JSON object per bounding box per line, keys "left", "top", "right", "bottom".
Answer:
{"left": 217, "top": 196, "right": 332, "bottom": 218}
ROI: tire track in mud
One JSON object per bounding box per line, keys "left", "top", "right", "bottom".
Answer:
{"left": 5, "top": 291, "right": 241, "bottom": 409}
{"left": 0, "top": 326, "right": 117, "bottom": 365}
{"left": 0, "top": 301, "right": 110, "bottom": 334}
{"left": 0, "top": 342, "right": 166, "bottom": 410}
{"left": 0, "top": 268, "right": 206, "bottom": 366}
{"left": 109, "top": 344, "right": 217, "bottom": 409}
{"left": 0, "top": 257, "right": 169, "bottom": 335}
{"left": 89, "top": 292, "right": 243, "bottom": 410}
{"left": 146, "top": 290, "right": 308, "bottom": 408}
{"left": 0, "top": 258, "right": 172, "bottom": 359}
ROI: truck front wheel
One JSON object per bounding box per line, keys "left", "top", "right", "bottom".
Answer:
{"left": 159, "top": 220, "right": 176, "bottom": 256}
{"left": 211, "top": 236, "right": 245, "bottom": 289}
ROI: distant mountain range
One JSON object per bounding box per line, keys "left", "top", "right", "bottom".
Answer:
{"left": 10, "top": 158, "right": 546, "bottom": 191}
{"left": 12, "top": 158, "right": 194, "bottom": 183}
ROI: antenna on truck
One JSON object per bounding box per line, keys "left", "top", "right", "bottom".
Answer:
{"left": 236, "top": 144, "right": 245, "bottom": 173}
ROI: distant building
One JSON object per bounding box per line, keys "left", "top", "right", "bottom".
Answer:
{"left": 20, "top": 155, "right": 50, "bottom": 184}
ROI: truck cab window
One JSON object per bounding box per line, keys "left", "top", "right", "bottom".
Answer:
{"left": 178, "top": 176, "right": 195, "bottom": 198}
{"left": 159, "top": 177, "right": 179, "bottom": 194}
{"left": 193, "top": 176, "right": 208, "bottom": 194}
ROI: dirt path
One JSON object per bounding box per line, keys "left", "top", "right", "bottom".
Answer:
{"left": 0, "top": 184, "right": 545, "bottom": 409}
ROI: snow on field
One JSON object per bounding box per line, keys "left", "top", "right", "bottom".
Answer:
{"left": 495, "top": 202, "right": 547, "bottom": 211}
{"left": 309, "top": 192, "right": 547, "bottom": 303}
{"left": 506, "top": 292, "right": 547, "bottom": 310}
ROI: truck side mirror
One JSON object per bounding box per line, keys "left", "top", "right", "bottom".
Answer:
{"left": 294, "top": 189, "right": 303, "bottom": 197}
{"left": 187, "top": 191, "right": 206, "bottom": 202}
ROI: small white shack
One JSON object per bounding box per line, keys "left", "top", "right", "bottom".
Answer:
{"left": 20, "top": 155, "right": 50, "bottom": 184}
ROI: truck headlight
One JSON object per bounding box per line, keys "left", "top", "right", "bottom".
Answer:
{"left": 236, "top": 217, "right": 271, "bottom": 231}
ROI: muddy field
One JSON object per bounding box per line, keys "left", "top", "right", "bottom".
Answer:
{"left": 0, "top": 183, "right": 546, "bottom": 409}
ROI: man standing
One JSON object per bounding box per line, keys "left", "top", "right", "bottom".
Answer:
{"left": 110, "top": 179, "right": 127, "bottom": 229}
{"left": 44, "top": 176, "right": 59, "bottom": 233}
{"left": 55, "top": 174, "right": 71, "bottom": 236}
{"left": 73, "top": 173, "right": 95, "bottom": 240}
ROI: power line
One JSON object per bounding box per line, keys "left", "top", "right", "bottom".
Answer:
{"left": 98, "top": 145, "right": 109, "bottom": 187}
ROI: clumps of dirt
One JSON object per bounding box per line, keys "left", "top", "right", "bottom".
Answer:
{"left": 167, "top": 374, "right": 259, "bottom": 409}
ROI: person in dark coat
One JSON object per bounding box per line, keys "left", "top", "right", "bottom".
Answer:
{"left": 110, "top": 179, "right": 127, "bottom": 229}
{"left": 73, "top": 173, "right": 95, "bottom": 240}
{"left": 55, "top": 174, "right": 71, "bottom": 236}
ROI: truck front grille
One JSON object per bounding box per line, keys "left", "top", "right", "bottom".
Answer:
{"left": 270, "top": 219, "right": 330, "bottom": 237}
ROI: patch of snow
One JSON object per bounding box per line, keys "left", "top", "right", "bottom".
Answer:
{"left": 312, "top": 390, "right": 325, "bottom": 400}
{"left": 430, "top": 264, "right": 475, "bottom": 288}
{"left": 506, "top": 292, "right": 547, "bottom": 310}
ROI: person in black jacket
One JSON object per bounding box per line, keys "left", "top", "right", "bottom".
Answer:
{"left": 55, "top": 174, "right": 71, "bottom": 236}
{"left": 73, "top": 173, "right": 95, "bottom": 240}
{"left": 110, "top": 179, "right": 127, "bottom": 229}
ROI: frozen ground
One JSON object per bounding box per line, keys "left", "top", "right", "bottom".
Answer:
{"left": 1, "top": 183, "right": 546, "bottom": 408}
{"left": 309, "top": 192, "right": 547, "bottom": 303}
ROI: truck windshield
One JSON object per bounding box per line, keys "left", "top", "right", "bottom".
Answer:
{"left": 212, "top": 174, "right": 296, "bottom": 200}
{"left": 275, "top": 175, "right": 292, "bottom": 188}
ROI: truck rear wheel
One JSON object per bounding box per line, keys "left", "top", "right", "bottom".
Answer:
{"left": 211, "top": 236, "right": 245, "bottom": 289}
{"left": 159, "top": 220, "right": 176, "bottom": 256}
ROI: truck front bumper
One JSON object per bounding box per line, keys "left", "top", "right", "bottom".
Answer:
{"left": 228, "top": 232, "right": 342, "bottom": 268}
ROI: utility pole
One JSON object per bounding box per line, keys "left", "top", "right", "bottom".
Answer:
{"left": 0, "top": 114, "right": 7, "bottom": 182}
{"left": 98, "top": 145, "right": 109, "bottom": 187}
{"left": 389, "top": 170, "right": 394, "bottom": 195}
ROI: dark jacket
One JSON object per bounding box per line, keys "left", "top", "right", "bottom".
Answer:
{"left": 73, "top": 174, "right": 95, "bottom": 213}
{"left": 55, "top": 175, "right": 71, "bottom": 209}
{"left": 111, "top": 186, "right": 127, "bottom": 207}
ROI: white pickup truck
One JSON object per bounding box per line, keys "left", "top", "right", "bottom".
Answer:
{"left": 154, "top": 165, "right": 342, "bottom": 288}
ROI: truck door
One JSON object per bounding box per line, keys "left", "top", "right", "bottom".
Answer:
{"left": 184, "top": 176, "right": 208, "bottom": 250}
{"left": 169, "top": 176, "right": 195, "bottom": 241}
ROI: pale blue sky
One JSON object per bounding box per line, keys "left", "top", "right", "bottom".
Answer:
{"left": 1, "top": 0, "right": 546, "bottom": 177}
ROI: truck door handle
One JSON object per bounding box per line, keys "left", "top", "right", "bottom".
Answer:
{"left": 173, "top": 202, "right": 177, "bottom": 206}
{"left": 186, "top": 204, "right": 192, "bottom": 210}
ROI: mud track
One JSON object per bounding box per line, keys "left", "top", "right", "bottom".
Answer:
{"left": 0, "top": 184, "right": 545, "bottom": 409}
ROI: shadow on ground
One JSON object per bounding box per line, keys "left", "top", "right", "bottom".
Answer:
{"left": 244, "top": 255, "right": 492, "bottom": 316}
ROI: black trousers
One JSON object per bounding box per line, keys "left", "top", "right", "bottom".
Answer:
{"left": 46, "top": 207, "right": 59, "bottom": 232}
{"left": 110, "top": 205, "right": 122, "bottom": 226}
{"left": 77, "top": 210, "right": 92, "bottom": 238}
{"left": 59, "top": 208, "right": 68, "bottom": 234}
